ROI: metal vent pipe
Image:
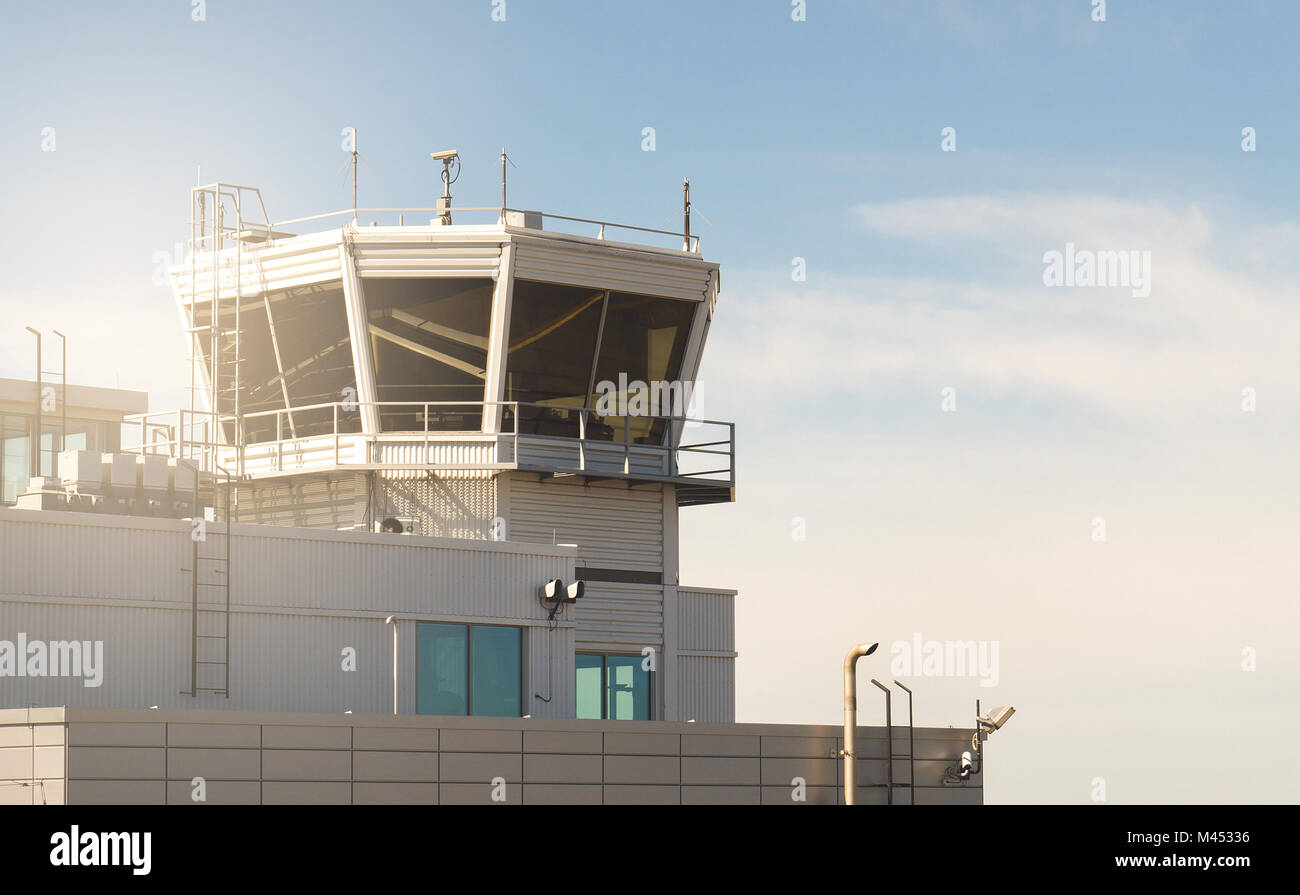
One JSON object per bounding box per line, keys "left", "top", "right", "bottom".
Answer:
{"left": 843, "top": 641, "right": 878, "bottom": 805}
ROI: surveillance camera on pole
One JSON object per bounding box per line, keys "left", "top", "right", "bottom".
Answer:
{"left": 431, "top": 149, "right": 460, "bottom": 225}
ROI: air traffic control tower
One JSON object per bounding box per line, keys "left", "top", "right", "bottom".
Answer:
{"left": 129, "top": 159, "right": 737, "bottom": 720}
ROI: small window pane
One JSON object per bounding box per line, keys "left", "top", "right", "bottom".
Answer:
{"left": 590, "top": 293, "right": 696, "bottom": 444}
{"left": 606, "top": 655, "right": 651, "bottom": 721}
{"left": 365, "top": 277, "right": 494, "bottom": 432}
{"left": 575, "top": 654, "right": 604, "bottom": 720}
{"left": 470, "top": 625, "right": 521, "bottom": 717}
{"left": 504, "top": 280, "right": 605, "bottom": 437}
{"left": 417, "top": 623, "right": 467, "bottom": 715}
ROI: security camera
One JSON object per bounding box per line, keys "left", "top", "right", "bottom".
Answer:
{"left": 430, "top": 149, "right": 459, "bottom": 161}
{"left": 978, "top": 705, "right": 1015, "bottom": 733}
{"left": 540, "top": 578, "right": 576, "bottom": 620}
{"left": 943, "top": 750, "right": 976, "bottom": 784}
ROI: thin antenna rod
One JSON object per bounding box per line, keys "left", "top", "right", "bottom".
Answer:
{"left": 500, "top": 147, "right": 507, "bottom": 213}
{"left": 682, "top": 178, "right": 691, "bottom": 251}
{"left": 352, "top": 128, "right": 358, "bottom": 225}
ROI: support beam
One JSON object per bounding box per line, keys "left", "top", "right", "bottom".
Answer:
{"left": 367, "top": 322, "right": 487, "bottom": 379}
{"left": 482, "top": 242, "right": 516, "bottom": 434}
{"left": 388, "top": 308, "right": 489, "bottom": 351}
{"left": 338, "top": 241, "right": 381, "bottom": 434}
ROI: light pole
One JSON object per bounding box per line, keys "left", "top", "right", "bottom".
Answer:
{"left": 893, "top": 680, "right": 915, "bottom": 805}
{"left": 871, "top": 679, "right": 892, "bottom": 806}
{"left": 842, "top": 641, "right": 878, "bottom": 805}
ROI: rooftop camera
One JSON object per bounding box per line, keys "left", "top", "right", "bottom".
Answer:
{"left": 430, "top": 149, "right": 459, "bottom": 161}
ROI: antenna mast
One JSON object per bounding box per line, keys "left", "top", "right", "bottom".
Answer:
{"left": 683, "top": 178, "right": 691, "bottom": 252}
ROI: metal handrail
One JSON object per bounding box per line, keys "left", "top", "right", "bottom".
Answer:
{"left": 124, "top": 400, "right": 733, "bottom": 484}
{"left": 250, "top": 205, "right": 701, "bottom": 252}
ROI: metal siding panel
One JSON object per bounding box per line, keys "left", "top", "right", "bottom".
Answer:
{"left": 508, "top": 478, "right": 663, "bottom": 571}
{"left": 353, "top": 242, "right": 502, "bottom": 278}
{"left": 678, "top": 655, "right": 735, "bottom": 723}
{"left": 512, "top": 243, "right": 713, "bottom": 302}
{"left": 527, "top": 625, "right": 575, "bottom": 719}
{"left": 572, "top": 582, "right": 663, "bottom": 652}
{"left": 0, "top": 510, "right": 573, "bottom": 715}
{"left": 678, "top": 588, "right": 735, "bottom": 653}
{"left": 234, "top": 473, "right": 362, "bottom": 529}
{"left": 174, "top": 237, "right": 344, "bottom": 304}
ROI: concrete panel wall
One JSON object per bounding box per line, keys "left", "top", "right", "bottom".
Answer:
{"left": 3, "top": 708, "right": 983, "bottom": 806}
{"left": 0, "top": 709, "right": 66, "bottom": 805}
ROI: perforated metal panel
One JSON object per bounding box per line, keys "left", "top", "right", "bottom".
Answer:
{"left": 378, "top": 473, "right": 497, "bottom": 540}
{"left": 233, "top": 473, "right": 363, "bottom": 529}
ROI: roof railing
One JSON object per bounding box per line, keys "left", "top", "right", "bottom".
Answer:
{"left": 190, "top": 206, "right": 703, "bottom": 253}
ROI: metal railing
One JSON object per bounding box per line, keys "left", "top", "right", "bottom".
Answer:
{"left": 123, "top": 401, "right": 734, "bottom": 485}
{"left": 252, "top": 206, "right": 701, "bottom": 253}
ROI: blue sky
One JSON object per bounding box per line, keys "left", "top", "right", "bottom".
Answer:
{"left": 2, "top": 1, "right": 1298, "bottom": 803}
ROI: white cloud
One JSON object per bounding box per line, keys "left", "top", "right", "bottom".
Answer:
{"left": 705, "top": 196, "right": 1298, "bottom": 426}
{"left": 681, "top": 195, "right": 1300, "bottom": 803}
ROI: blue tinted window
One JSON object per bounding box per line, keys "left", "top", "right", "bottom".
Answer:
{"left": 606, "top": 655, "right": 651, "bottom": 721}
{"left": 575, "top": 653, "right": 652, "bottom": 721}
{"left": 575, "top": 654, "right": 604, "bottom": 720}
{"left": 470, "top": 625, "right": 521, "bottom": 717}
{"left": 417, "top": 623, "right": 467, "bottom": 715}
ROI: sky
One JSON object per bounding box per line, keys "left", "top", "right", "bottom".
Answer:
{"left": 2, "top": 1, "right": 1298, "bottom": 803}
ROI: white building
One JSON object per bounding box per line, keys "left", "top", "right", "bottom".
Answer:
{"left": 0, "top": 177, "right": 989, "bottom": 804}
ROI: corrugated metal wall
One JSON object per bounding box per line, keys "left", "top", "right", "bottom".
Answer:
{"left": 507, "top": 477, "right": 667, "bottom": 664}
{"left": 573, "top": 582, "right": 662, "bottom": 653}
{"left": 172, "top": 231, "right": 345, "bottom": 304}
{"left": 678, "top": 656, "right": 735, "bottom": 723}
{"left": 234, "top": 473, "right": 364, "bottom": 529}
{"left": 512, "top": 239, "right": 716, "bottom": 302}
{"left": 0, "top": 510, "right": 575, "bottom": 718}
{"left": 508, "top": 478, "right": 663, "bottom": 572}
{"left": 678, "top": 588, "right": 736, "bottom": 653}
{"left": 352, "top": 235, "right": 502, "bottom": 278}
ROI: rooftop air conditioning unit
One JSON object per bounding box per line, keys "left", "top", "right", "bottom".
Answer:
{"left": 376, "top": 516, "right": 419, "bottom": 535}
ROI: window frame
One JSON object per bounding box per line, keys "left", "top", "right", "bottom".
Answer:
{"left": 415, "top": 621, "right": 524, "bottom": 718}
{"left": 575, "top": 651, "right": 655, "bottom": 721}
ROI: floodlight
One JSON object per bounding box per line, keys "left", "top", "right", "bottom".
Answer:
{"left": 978, "top": 705, "right": 1015, "bottom": 732}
